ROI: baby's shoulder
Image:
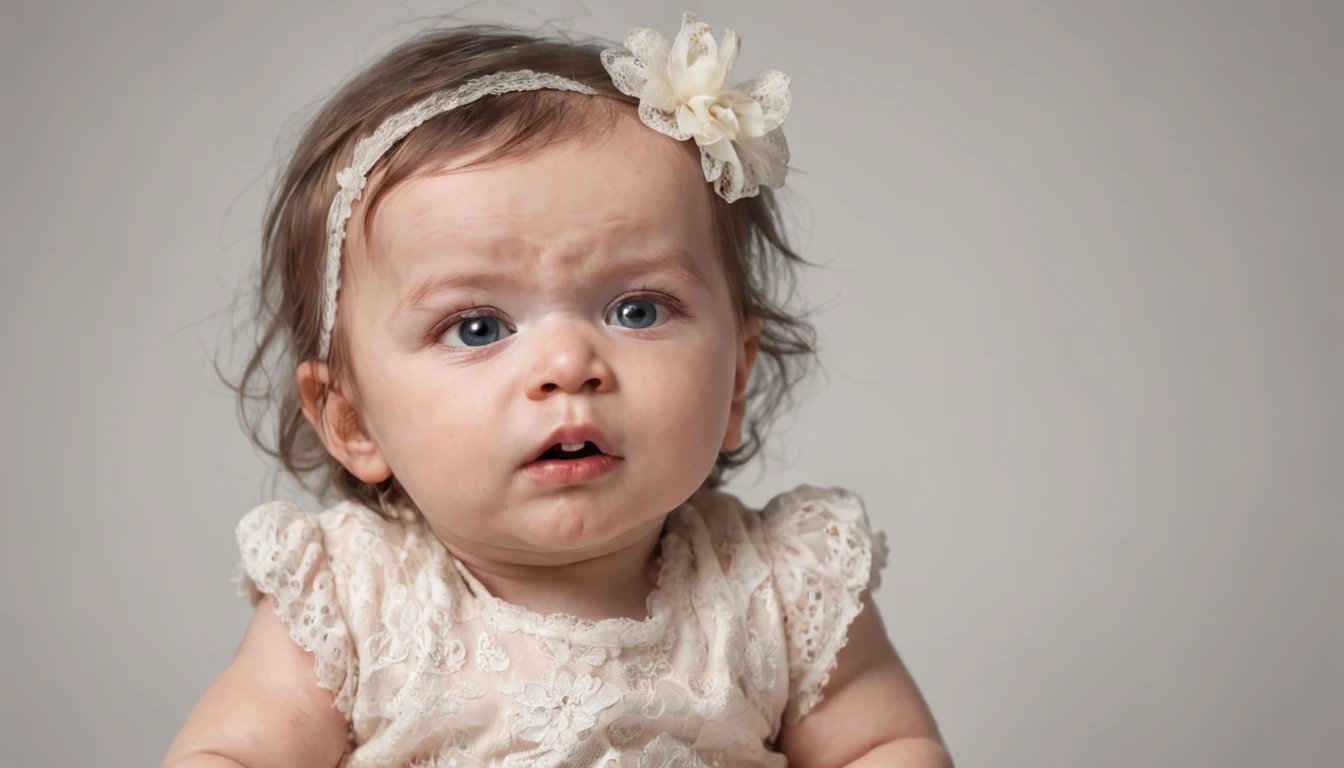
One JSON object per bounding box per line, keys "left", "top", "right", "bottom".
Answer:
{"left": 237, "top": 497, "right": 425, "bottom": 564}
{"left": 232, "top": 497, "right": 449, "bottom": 713}
{"left": 234, "top": 497, "right": 443, "bottom": 621}
{"left": 680, "top": 483, "right": 887, "bottom": 588}
{"left": 232, "top": 498, "right": 412, "bottom": 719}
{"left": 684, "top": 482, "right": 875, "bottom": 541}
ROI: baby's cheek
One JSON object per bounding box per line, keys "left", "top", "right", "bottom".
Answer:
{"left": 377, "top": 378, "right": 509, "bottom": 503}
{"left": 637, "top": 343, "right": 736, "bottom": 458}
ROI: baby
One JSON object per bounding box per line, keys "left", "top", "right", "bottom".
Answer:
{"left": 163, "top": 12, "right": 950, "bottom": 768}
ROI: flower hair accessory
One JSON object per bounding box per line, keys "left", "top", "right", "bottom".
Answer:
{"left": 601, "top": 12, "right": 791, "bottom": 204}
{"left": 315, "top": 12, "right": 792, "bottom": 361}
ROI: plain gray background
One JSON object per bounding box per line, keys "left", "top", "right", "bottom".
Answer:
{"left": 2, "top": 0, "right": 1339, "bottom": 765}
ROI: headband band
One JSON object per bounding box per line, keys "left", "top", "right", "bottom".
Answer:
{"left": 317, "top": 12, "right": 791, "bottom": 360}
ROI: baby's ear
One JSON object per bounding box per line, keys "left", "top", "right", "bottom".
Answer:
{"left": 296, "top": 360, "right": 393, "bottom": 484}
{"left": 721, "top": 316, "right": 763, "bottom": 453}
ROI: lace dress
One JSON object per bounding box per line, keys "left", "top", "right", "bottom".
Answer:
{"left": 235, "top": 484, "right": 888, "bottom": 768}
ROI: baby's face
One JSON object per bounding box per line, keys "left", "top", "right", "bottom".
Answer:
{"left": 326, "top": 111, "right": 753, "bottom": 562}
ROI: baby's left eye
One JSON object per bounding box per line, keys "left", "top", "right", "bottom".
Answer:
{"left": 606, "top": 298, "right": 667, "bottom": 330}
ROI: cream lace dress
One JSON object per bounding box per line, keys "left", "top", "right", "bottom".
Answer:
{"left": 235, "top": 484, "right": 888, "bottom": 768}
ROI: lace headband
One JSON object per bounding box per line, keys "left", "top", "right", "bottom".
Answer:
{"left": 316, "top": 11, "right": 792, "bottom": 360}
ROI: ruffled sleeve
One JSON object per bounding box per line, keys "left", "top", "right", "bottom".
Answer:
{"left": 234, "top": 500, "right": 358, "bottom": 720}
{"left": 761, "top": 485, "right": 889, "bottom": 725}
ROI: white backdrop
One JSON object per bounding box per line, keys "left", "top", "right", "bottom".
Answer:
{"left": 1, "top": 1, "right": 1339, "bottom": 765}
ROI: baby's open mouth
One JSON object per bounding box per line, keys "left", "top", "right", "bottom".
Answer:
{"left": 535, "top": 441, "right": 604, "bottom": 461}
{"left": 522, "top": 438, "right": 619, "bottom": 483}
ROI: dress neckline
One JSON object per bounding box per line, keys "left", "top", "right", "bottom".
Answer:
{"left": 438, "top": 504, "right": 692, "bottom": 648}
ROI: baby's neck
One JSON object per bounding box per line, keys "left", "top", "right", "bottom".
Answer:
{"left": 435, "top": 515, "right": 668, "bottom": 624}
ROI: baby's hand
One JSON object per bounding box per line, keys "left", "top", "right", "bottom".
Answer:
{"left": 161, "top": 595, "right": 351, "bottom": 768}
{"left": 776, "top": 593, "right": 953, "bottom": 768}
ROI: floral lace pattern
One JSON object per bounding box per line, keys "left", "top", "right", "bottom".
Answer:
{"left": 234, "top": 485, "right": 885, "bottom": 767}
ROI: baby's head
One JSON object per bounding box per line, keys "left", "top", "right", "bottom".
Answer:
{"left": 231, "top": 18, "right": 816, "bottom": 555}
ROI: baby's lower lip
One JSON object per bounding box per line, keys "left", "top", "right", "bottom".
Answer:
{"left": 522, "top": 454, "right": 620, "bottom": 484}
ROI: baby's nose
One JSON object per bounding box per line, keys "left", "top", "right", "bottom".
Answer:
{"left": 524, "top": 321, "right": 616, "bottom": 399}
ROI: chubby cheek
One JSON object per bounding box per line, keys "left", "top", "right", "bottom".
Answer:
{"left": 358, "top": 356, "right": 512, "bottom": 512}
{"left": 625, "top": 332, "right": 737, "bottom": 484}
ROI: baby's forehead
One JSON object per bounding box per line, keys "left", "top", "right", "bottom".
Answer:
{"left": 349, "top": 113, "right": 717, "bottom": 282}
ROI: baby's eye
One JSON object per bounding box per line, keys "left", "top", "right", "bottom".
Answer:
{"left": 606, "top": 298, "right": 667, "bottom": 330}
{"left": 441, "top": 314, "right": 515, "bottom": 348}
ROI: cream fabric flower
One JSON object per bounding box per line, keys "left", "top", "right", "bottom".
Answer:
{"left": 508, "top": 665, "right": 622, "bottom": 750}
{"left": 602, "top": 11, "right": 791, "bottom": 203}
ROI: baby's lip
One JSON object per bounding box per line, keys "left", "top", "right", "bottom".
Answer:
{"left": 526, "top": 423, "right": 618, "bottom": 464}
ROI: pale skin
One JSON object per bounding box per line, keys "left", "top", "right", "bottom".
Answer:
{"left": 162, "top": 105, "right": 951, "bottom": 768}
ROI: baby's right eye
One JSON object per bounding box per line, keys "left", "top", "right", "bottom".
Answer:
{"left": 440, "top": 313, "right": 515, "bottom": 348}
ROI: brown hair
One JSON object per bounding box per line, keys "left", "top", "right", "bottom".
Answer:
{"left": 222, "top": 22, "right": 818, "bottom": 516}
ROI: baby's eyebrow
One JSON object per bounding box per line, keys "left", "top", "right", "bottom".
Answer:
{"left": 398, "top": 269, "right": 519, "bottom": 314}
{"left": 396, "top": 248, "right": 710, "bottom": 314}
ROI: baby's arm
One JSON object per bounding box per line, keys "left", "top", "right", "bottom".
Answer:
{"left": 776, "top": 593, "right": 953, "bottom": 768}
{"left": 161, "top": 596, "right": 352, "bottom": 768}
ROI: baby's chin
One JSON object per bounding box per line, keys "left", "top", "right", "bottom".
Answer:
{"left": 510, "top": 493, "right": 664, "bottom": 553}
{"left": 408, "top": 472, "right": 698, "bottom": 559}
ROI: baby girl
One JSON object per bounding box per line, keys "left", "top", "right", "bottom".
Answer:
{"left": 163, "top": 11, "right": 950, "bottom": 768}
